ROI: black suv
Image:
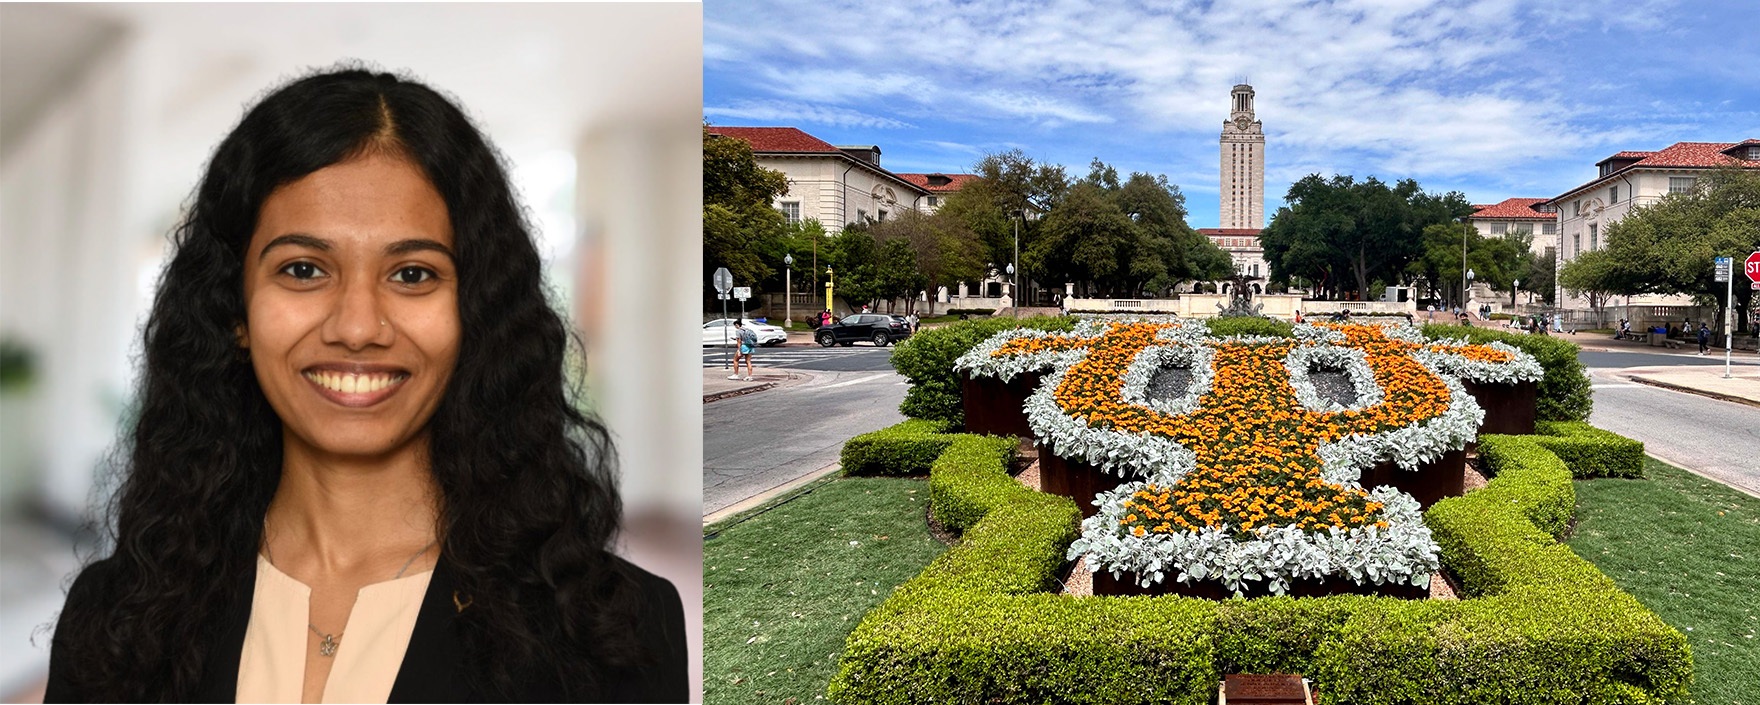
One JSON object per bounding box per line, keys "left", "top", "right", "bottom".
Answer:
{"left": 815, "top": 313, "right": 912, "bottom": 347}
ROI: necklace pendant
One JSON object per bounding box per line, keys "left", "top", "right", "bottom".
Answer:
{"left": 318, "top": 634, "right": 338, "bottom": 657}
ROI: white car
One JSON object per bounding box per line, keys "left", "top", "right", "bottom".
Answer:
{"left": 702, "top": 318, "right": 787, "bottom": 347}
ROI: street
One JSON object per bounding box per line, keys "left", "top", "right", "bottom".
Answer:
{"left": 1579, "top": 346, "right": 1760, "bottom": 496}
{"left": 700, "top": 344, "right": 896, "bottom": 372}
{"left": 702, "top": 365, "right": 907, "bottom": 517}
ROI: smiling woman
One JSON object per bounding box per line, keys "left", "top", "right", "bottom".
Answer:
{"left": 44, "top": 69, "right": 686, "bottom": 703}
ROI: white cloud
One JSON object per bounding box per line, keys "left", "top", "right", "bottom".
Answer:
{"left": 704, "top": 100, "right": 914, "bottom": 129}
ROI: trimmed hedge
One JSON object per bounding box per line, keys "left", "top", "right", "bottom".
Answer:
{"left": 1421, "top": 324, "right": 1593, "bottom": 422}
{"left": 1205, "top": 316, "right": 1294, "bottom": 338}
{"left": 889, "top": 315, "right": 1076, "bottom": 425}
{"left": 829, "top": 429, "right": 1690, "bottom": 704}
{"left": 840, "top": 419, "right": 955, "bottom": 476}
{"left": 1533, "top": 421, "right": 1646, "bottom": 478}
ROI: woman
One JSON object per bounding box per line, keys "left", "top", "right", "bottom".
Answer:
{"left": 47, "top": 69, "right": 686, "bottom": 702}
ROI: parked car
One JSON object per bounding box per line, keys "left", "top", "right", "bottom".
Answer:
{"left": 702, "top": 319, "right": 786, "bottom": 347}
{"left": 814, "top": 313, "right": 911, "bottom": 347}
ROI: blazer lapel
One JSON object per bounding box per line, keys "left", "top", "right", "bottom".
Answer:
{"left": 191, "top": 557, "right": 256, "bottom": 703}
{"left": 387, "top": 560, "right": 469, "bottom": 703}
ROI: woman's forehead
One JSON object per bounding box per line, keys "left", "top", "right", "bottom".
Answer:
{"left": 251, "top": 153, "right": 452, "bottom": 254}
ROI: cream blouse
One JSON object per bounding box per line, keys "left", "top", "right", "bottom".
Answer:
{"left": 236, "top": 555, "right": 434, "bottom": 704}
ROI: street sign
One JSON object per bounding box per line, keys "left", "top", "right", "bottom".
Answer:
{"left": 712, "top": 267, "right": 734, "bottom": 294}
{"left": 1714, "top": 256, "right": 1732, "bottom": 283}
{"left": 1746, "top": 252, "right": 1760, "bottom": 283}
{"left": 733, "top": 286, "right": 752, "bottom": 301}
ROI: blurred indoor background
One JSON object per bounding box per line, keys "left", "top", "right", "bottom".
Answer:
{"left": 0, "top": 3, "right": 703, "bottom": 701}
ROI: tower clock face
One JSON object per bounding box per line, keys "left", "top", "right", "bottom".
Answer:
{"left": 1234, "top": 116, "right": 1250, "bottom": 130}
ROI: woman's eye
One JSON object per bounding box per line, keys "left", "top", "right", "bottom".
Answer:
{"left": 393, "top": 267, "right": 436, "bottom": 285}
{"left": 279, "top": 262, "right": 325, "bottom": 280}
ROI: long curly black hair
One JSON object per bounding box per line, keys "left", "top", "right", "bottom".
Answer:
{"left": 53, "top": 67, "right": 636, "bottom": 701}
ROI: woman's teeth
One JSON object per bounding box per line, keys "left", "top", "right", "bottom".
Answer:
{"left": 305, "top": 371, "right": 406, "bottom": 394}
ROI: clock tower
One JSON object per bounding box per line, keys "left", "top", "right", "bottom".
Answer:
{"left": 1219, "top": 84, "right": 1265, "bottom": 229}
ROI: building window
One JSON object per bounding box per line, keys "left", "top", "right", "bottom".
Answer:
{"left": 1251, "top": 264, "right": 1260, "bottom": 277}
{"left": 1515, "top": 223, "right": 1532, "bottom": 235}
{"left": 1542, "top": 223, "right": 1557, "bottom": 235}
{"left": 877, "top": 209, "right": 887, "bottom": 222}
{"left": 779, "top": 201, "right": 801, "bottom": 224}
{"left": 926, "top": 196, "right": 938, "bottom": 207}
{"left": 1609, "top": 186, "right": 1618, "bottom": 203}
{"left": 1589, "top": 223, "right": 1598, "bottom": 251}
{"left": 1572, "top": 200, "right": 1581, "bottom": 216}
{"left": 856, "top": 208, "right": 868, "bottom": 224}
{"left": 1669, "top": 177, "right": 1696, "bottom": 194}
{"left": 1572, "top": 233, "right": 1581, "bottom": 256}
{"left": 1490, "top": 223, "right": 1507, "bottom": 235}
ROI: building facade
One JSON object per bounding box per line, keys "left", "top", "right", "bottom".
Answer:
{"left": 895, "top": 172, "right": 979, "bottom": 212}
{"left": 705, "top": 126, "right": 932, "bottom": 233}
{"left": 1466, "top": 197, "right": 1557, "bottom": 257}
{"left": 1545, "top": 140, "right": 1760, "bottom": 310}
{"left": 1220, "top": 83, "right": 1266, "bottom": 230}
{"left": 1198, "top": 228, "right": 1268, "bottom": 281}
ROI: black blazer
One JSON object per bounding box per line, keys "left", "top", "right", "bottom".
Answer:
{"left": 46, "top": 553, "right": 688, "bottom": 703}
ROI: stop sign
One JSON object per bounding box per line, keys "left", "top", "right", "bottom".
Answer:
{"left": 1748, "top": 252, "right": 1760, "bottom": 283}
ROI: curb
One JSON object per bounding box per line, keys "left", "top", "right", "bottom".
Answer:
{"left": 703, "top": 382, "right": 776, "bottom": 403}
{"left": 1626, "top": 375, "right": 1760, "bottom": 409}
{"left": 702, "top": 462, "right": 843, "bottom": 528}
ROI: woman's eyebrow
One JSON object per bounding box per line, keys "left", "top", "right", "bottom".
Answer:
{"left": 258, "top": 233, "right": 331, "bottom": 261}
{"left": 386, "top": 238, "right": 455, "bottom": 261}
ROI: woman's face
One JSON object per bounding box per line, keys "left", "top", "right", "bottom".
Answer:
{"left": 241, "top": 152, "right": 459, "bottom": 462}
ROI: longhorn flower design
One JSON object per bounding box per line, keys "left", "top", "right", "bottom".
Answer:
{"left": 956, "top": 318, "right": 1542, "bottom": 593}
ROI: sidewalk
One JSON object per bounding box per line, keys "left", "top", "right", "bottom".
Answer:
{"left": 1560, "top": 329, "right": 1760, "bottom": 358}
{"left": 702, "top": 364, "right": 808, "bottom": 402}
{"left": 1625, "top": 366, "right": 1760, "bottom": 408}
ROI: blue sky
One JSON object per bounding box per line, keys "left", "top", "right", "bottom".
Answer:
{"left": 705, "top": 0, "right": 1760, "bottom": 229}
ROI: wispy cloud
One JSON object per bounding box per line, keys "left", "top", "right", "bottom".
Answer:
{"left": 704, "top": 100, "right": 914, "bottom": 130}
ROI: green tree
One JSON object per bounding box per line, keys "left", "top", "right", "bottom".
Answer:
{"left": 1409, "top": 223, "right": 1532, "bottom": 308}
{"left": 1558, "top": 167, "right": 1760, "bottom": 332}
{"left": 703, "top": 128, "right": 790, "bottom": 301}
{"left": 823, "top": 225, "right": 882, "bottom": 309}
{"left": 1261, "top": 175, "right": 1472, "bottom": 299}
{"left": 868, "top": 210, "right": 981, "bottom": 315}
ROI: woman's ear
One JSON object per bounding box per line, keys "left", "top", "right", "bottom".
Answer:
{"left": 235, "top": 324, "right": 250, "bottom": 350}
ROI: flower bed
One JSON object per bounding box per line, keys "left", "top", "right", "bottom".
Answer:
{"left": 828, "top": 424, "right": 1690, "bottom": 704}
{"left": 958, "top": 319, "right": 1542, "bottom": 596}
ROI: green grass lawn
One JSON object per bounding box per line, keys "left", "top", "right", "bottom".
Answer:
{"left": 1566, "top": 457, "right": 1760, "bottom": 703}
{"left": 703, "top": 477, "right": 947, "bottom": 705}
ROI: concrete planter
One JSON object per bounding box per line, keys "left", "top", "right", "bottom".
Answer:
{"left": 958, "top": 371, "right": 1043, "bottom": 437}
{"left": 1089, "top": 566, "right": 1429, "bottom": 599}
{"left": 1459, "top": 380, "right": 1537, "bottom": 437}
{"left": 1357, "top": 448, "right": 1468, "bottom": 510}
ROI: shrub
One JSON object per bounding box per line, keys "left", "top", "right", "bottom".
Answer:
{"left": 840, "top": 419, "right": 955, "bottom": 476}
{"left": 1532, "top": 421, "right": 1645, "bottom": 478}
{"left": 890, "top": 315, "right": 1075, "bottom": 424}
{"left": 830, "top": 428, "right": 1691, "bottom": 704}
{"left": 1204, "top": 316, "right": 1294, "bottom": 338}
{"left": 1421, "top": 324, "right": 1592, "bottom": 421}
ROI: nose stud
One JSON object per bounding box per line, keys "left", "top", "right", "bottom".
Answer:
{"left": 380, "top": 319, "right": 387, "bottom": 327}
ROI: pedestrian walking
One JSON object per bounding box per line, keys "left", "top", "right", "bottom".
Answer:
{"left": 1697, "top": 322, "right": 1712, "bottom": 355}
{"left": 1426, "top": 304, "right": 1436, "bottom": 322}
{"left": 730, "top": 320, "right": 758, "bottom": 380}
{"left": 906, "top": 312, "right": 919, "bottom": 333}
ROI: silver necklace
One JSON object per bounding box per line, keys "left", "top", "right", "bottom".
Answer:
{"left": 263, "top": 535, "right": 439, "bottom": 657}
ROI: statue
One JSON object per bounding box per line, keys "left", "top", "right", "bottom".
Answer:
{"left": 1215, "top": 271, "right": 1264, "bottom": 318}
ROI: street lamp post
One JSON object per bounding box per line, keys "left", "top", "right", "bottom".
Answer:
{"left": 1013, "top": 213, "right": 1021, "bottom": 307}
{"left": 783, "top": 253, "right": 794, "bottom": 327}
{"left": 1466, "top": 268, "right": 1476, "bottom": 315}
{"left": 1512, "top": 278, "right": 1519, "bottom": 317}
{"left": 825, "top": 265, "right": 835, "bottom": 317}
{"left": 1006, "top": 263, "right": 1016, "bottom": 304}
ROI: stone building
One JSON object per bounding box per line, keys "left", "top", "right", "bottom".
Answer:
{"left": 1203, "top": 84, "right": 1269, "bottom": 289}
{"left": 705, "top": 126, "right": 932, "bottom": 233}
{"left": 1544, "top": 140, "right": 1760, "bottom": 311}
{"left": 895, "top": 172, "right": 980, "bottom": 213}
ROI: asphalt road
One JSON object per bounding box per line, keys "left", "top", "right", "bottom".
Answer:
{"left": 1578, "top": 348, "right": 1760, "bottom": 496}
{"left": 702, "top": 368, "right": 907, "bottom": 516}
{"left": 700, "top": 345, "right": 896, "bottom": 372}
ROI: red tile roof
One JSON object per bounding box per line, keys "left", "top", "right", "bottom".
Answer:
{"left": 705, "top": 126, "right": 840, "bottom": 154}
{"left": 1469, "top": 197, "right": 1553, "bottom": 221}
{"left": 895, "top": 173, "right": 981, "bottom": 193}
{"left": 1551, "top": 139, "right": 1759, "bottom": 202}
{"left": 1627, "top": 141, "right": 1760, "bottom": 169}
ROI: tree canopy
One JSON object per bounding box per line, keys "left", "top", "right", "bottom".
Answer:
{"left": 1259, "top": 175, "right": 1473, "bottom": 299}
{"left": 703, "top": 128, "right": 790, "bottom": 298}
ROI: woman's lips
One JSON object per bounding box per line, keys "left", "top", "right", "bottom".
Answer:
{"left": 302, "top": 370, "right": 410, "bottom": 408}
